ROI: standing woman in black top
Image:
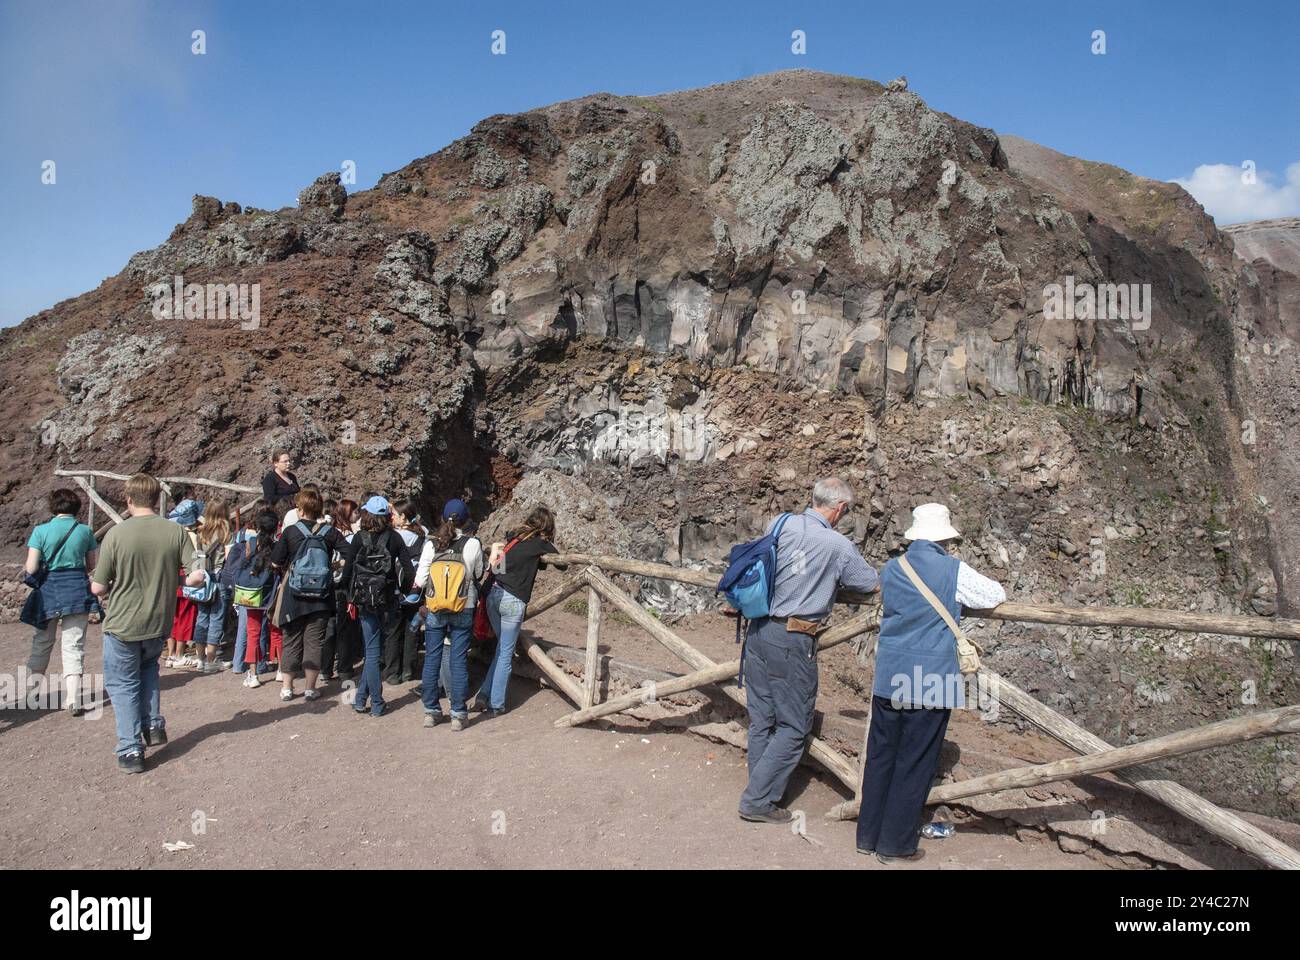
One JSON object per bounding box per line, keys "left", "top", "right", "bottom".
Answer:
{"left": 471, "top": 505, "right": 560, "bottom": 717}
{"left": 271, "top": 488, "right": 349, "bottom": 702}
{"left": 261, "top": 450, "right": 300, "bottom": 515}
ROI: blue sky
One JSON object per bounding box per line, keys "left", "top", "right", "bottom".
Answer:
{"left": 3, "top": 0, "right": 1298, "bottom": 327}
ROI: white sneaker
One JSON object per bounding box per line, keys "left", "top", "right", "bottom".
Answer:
{"left": 303, "top": 689, "right": 321, "bottom": 701}
{"left": 243, "top": 674, "right": 262, "bottom": 688}
{"left": 275, "top": 671, "right": 285, "bottom": 682}
{"left": 280, "top": 688, "right": 294, "bottom": 701}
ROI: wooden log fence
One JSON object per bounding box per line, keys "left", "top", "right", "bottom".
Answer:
{"left": 536, "top": 552, "right": 1300, "bottom": 870}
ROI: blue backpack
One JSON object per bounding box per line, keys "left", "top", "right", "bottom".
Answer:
{"left": 286, "top": 521, "right": 334, "bottom": 600}
{"left": 717, "top": 513, "right": 792, "bottom": 684}
{"left": 718, "top": 513, "right": 791, "bottom": 618}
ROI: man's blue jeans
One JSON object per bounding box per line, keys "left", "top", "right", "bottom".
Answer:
{"left": 355, "top": 608, "right": 390, "bottom": 716}
{"left": 475, "top": 584, "right": 527, "bottom": 710}
{"left": 102, "top": 632, "right": 165, "bottom": 758}
{"left": 422, "top": 608, "right": 473, "bottom": 718}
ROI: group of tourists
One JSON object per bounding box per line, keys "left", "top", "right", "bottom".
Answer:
{"left": 19, "top": 453, "right": 558, "bottom": 774}
{"left": 21, "top": 456, "right": 1006, "bottom": 865}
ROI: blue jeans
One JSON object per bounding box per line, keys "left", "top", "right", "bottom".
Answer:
{"left": 476, "top": 584, "right": 527, "bottom": 710}
{"left": 193, "top": 589, "right": 227, "bottom": 649}
{"left": 102, "top": 632, "right": 165, "bottom": 758}
{"left": 422, "top": 608, "right": 473, "bottom": 718}
{"left": 355, "top": 608, "right": 390, "bottom": 716}
{"left": 232, "top": 604, "right": 270, "bottom": 673}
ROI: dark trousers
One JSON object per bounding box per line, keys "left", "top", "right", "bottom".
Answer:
{"left": 383, "top": 602, "right": 420, "bottom": 682}
{"left": 328, "top": 598, "right": 360, "bottom": 677}
{"left": 856, "top": 695, "right": 951, "bottom": 856}
{"left": 739, "top": 617, "right": 818, "bottom": 813}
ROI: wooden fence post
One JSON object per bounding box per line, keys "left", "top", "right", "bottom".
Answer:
{"left": 583, "top": 586, "right": 603, "bottom": 709}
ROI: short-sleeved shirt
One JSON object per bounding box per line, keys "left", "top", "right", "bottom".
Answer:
{"left": 28, "top": 515, "right": 97, "bottom": 570}
{"left": 93, "top": 515, "right": 196, "bottom": 643}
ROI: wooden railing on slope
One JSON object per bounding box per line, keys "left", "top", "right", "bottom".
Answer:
{"left": 534, "top": 553, "right": 1300, "bottom": 870}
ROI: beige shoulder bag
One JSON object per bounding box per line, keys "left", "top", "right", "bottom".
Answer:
{"left": 897, "top": 555, "right": 983, "bottom": 675}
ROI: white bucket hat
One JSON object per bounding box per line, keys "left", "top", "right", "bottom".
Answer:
{"left": 904, "top": 503, "right": 961, "bottom": 542}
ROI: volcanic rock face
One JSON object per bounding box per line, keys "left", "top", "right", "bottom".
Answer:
{"left": 1, "top": 70, "right": 1297, "bottom": 817}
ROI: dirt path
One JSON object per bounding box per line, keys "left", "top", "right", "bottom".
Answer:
{"left": 0, "top": 618, "right": 1105, "bottom": 870}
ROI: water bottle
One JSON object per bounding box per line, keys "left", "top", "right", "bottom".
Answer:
{"left": 920, "top": 822, "right": 955, "bottom": 840}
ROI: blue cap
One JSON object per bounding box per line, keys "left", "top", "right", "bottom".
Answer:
{"left": 168, "top": 499, "right": 201, "bottom": 527}
{"left": 362, "top": 495, "right": 390, "bottom": 516}
{"left": 442, "top": 498, "right": 469, "bottom": 523}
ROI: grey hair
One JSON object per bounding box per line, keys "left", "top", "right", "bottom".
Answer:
{"left": 811, "top": 477, "right": 853, "bottom": 510}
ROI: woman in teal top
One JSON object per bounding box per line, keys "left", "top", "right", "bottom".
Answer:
{"left": 22, "top": 488, "right": 99, "bottom": 715}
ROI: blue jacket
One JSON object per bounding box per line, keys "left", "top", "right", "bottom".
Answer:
{"left": 21, "top": 569, "right": 97, "bottom": 630}
{"left": 874, "top": 540, "right": 964, "bottom": 709}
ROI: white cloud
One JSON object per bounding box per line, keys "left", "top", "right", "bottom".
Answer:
{"left": 1171, "top": 161, "right": 1300, "bottom": 226}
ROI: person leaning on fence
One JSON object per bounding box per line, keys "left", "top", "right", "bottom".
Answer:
{"left": 471, "top": 505, "right": 561, "bottom": 718}
{"left": 21, "top": 488, "right": 99, "bottom": 715}
{"left": 856, "top": 502, "right": 1006, "bottom": 864}
{"left": 738, "top": 477, "right": 880, "bottom": 825}
{"left": 90, "top": 473, "right": 207, "bottom": 774}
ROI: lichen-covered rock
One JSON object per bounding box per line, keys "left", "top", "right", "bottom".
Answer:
{"left": 297, "top": 172, "right": 347, "bottom": 220}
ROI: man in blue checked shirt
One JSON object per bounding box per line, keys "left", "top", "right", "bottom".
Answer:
{"left": 738, "top": 477, "right": 879, "bottom": 824}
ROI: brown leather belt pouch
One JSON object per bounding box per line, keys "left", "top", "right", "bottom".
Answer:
{"left": 785, "top": 616, "right": 822, "bottom": 636}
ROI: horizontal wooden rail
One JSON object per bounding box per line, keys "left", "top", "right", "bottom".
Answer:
{"left": 926, "top": 704, "right": 1300, "bottom": 806}
{"left": 55, "top": 469, "right": 258, "bottom": 495}
{"left": 542, "top": 553, "right": 1300, "bottom": 641}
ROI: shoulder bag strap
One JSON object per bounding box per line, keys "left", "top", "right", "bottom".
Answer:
{"left": 43, "top": 520, "right": 81, "bottom": 569}
{"left": 898, "top": 555, "right": 982, "bottom": 654}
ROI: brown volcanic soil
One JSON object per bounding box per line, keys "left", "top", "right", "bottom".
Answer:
{"left": 5, "top": 588, "right": 1298, "bottom": 870}
{"left": 0, "top": 616, "right": 1101, "bottom": 872}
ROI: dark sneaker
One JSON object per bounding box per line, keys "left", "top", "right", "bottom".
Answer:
{"left": 738, "top": 804, "right": 793, "bottom": 824}
{"left": 142, "top": 726, "right": 167, "bottom": 746}
{"left": 876, "top": 850, "right": 926, "bottom": 865}
{"left": 118, "top": 753, "right": 145, "bottom": 774}
{"left": 856, "top": 846, "right": 875, "bottom": 856}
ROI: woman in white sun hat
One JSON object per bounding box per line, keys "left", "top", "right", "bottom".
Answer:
{"left": 856, "top": 502, "right": 1006, "bottom": 865}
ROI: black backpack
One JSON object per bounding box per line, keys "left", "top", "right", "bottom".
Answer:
{"left": 348, "top": 531, "right": 395, "bottom": 610}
